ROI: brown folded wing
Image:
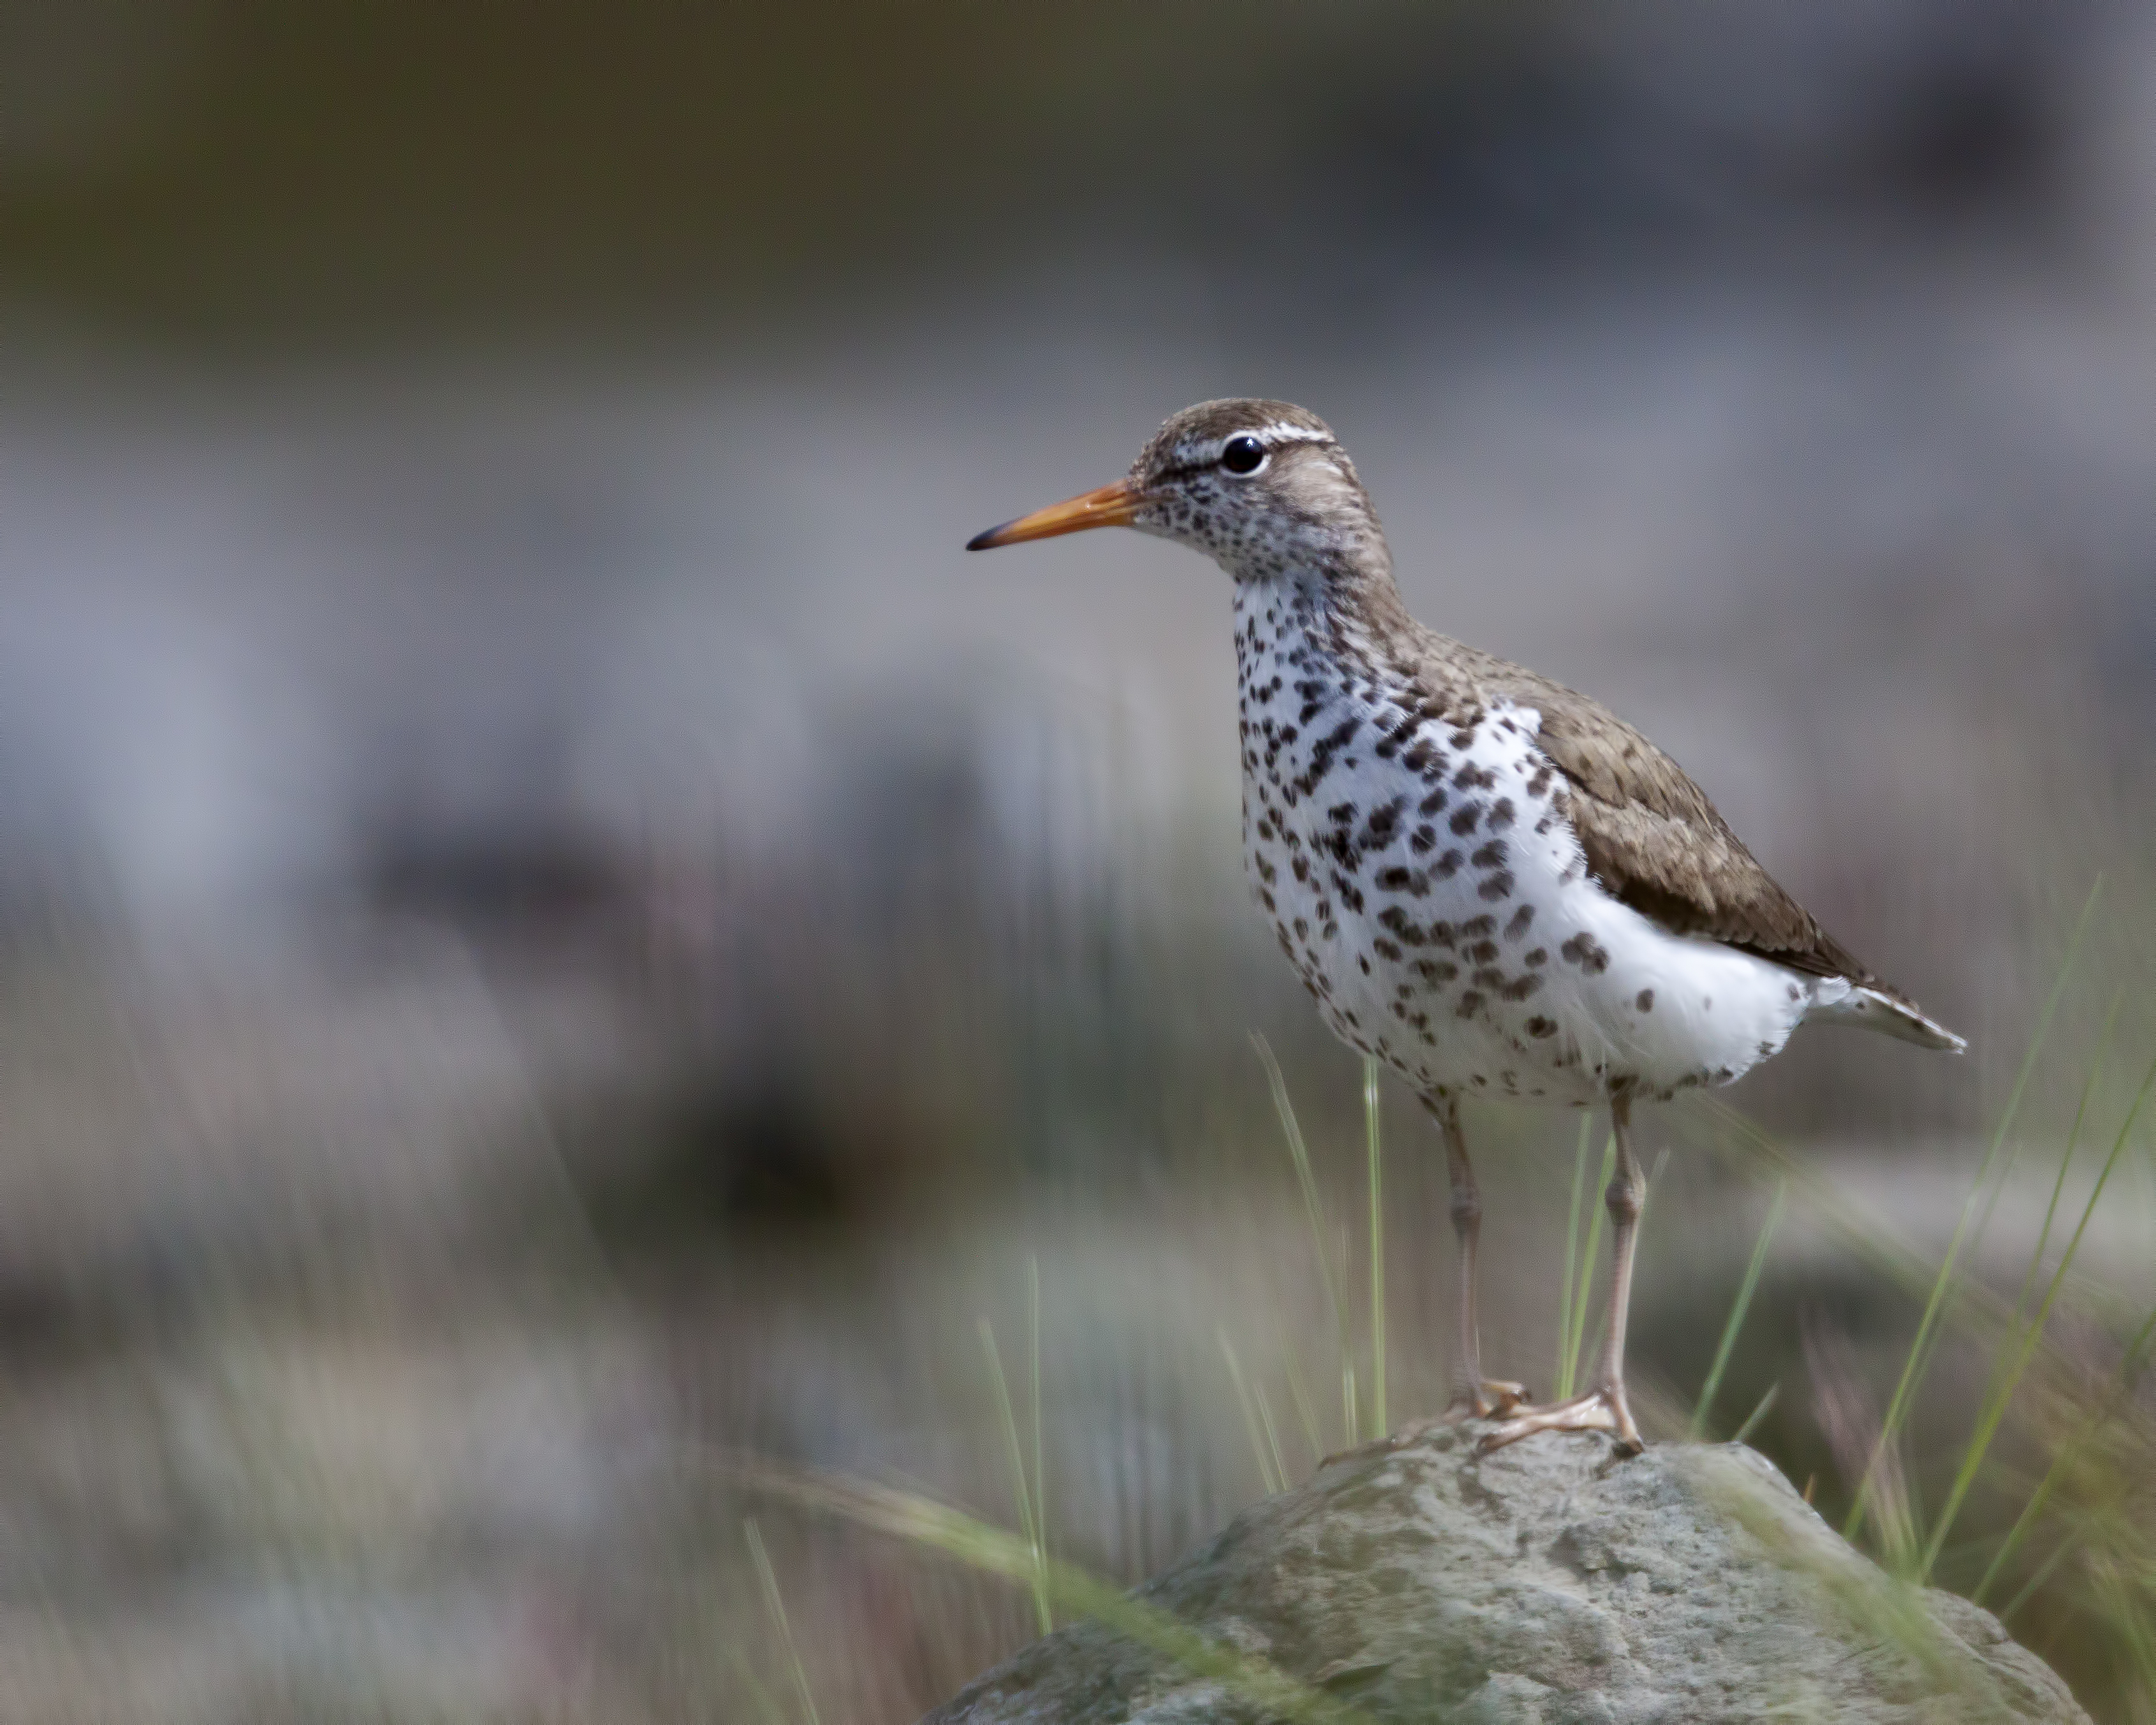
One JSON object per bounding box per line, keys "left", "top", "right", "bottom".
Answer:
{"left": 1407, "top": 635, "right": 1875, "bottom": 986}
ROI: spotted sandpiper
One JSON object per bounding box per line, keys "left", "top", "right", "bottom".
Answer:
{"left": 969, "top": 399, "right": 1964, "bottom": 1457}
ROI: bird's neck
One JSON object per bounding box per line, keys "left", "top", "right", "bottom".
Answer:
{"left": 1231, "top": 548, "right": 1421, "bottom": 692}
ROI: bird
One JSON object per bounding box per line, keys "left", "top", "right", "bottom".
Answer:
{"left": 966, "top": 399, "right": 1963, "bottom": 1457}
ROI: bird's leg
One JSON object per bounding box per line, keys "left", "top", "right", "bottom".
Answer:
{"left": 1476, "top": 1091, "right": 1647, "bottom": 1458}
{"left": 1377, "top": 1096, "right": 1524, "bottom": 1452}
{"left": 1435, "top": 1094, "right": 1525, "bottom": 1421}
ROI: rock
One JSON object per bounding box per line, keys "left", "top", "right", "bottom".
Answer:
{"left": 921, "top": 1425, "right": 2087, "bottom": 1724}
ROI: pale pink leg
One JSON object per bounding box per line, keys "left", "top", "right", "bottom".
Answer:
{"left": 1477, "top": 1090, "right": 1645, "bottom": 1457}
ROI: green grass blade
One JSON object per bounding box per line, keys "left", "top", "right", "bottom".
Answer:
{"left": 730, "top": 1650, "right": 795, "bottom": 1725}
{"left": 1556, "top": 1119, "right": 1591, "bottom": 1399}
{"left": 2002, "top": 990, "right": 2121, "bottom": 1348}
{"left": 1029, "top": 1254, "right": 1048, "bottom": 1604}
{"left": 1221, "top": 1330, "right": 1286, "bottom": 1496}
{"left": 1692, "top": 1180, "right": 1788, "bottom": 1441}
{"left": 1365, "top": 1056, "right": 1386, "bottom": 1437}
{"left": 744, "top": 1518, "right": 822, "bottom": 1725}
{"left": 980, "top": 1318, "right": 1051, "bottom": 1632}
{"left": 1254, "top": 1032, "right": 1356, "bottom": 1447}
{"left": 731, "top": 1458, "right": 1381, "bottom": 1725}
{"left": 1844, "top": 878, "right": 2102, "bottom": 1543}
{"left": 1566, "top": 1133, "right": 1617, "bottom": 1399}
{"left": 1730, "top": 1381, "right": 1780, "bottom": 1447}
{"left": 1283, "top": 1353, "right": 1324, "bottom": 1469}
{"left": 1920, "top": 1050, "right": 2156, "bottom": 1582}
{"left": 1976, "top": 1295, "right": 2156, "bottom": 1606}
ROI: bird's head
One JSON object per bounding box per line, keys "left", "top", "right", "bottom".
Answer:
{"left": 967, "top": 399, "right": 1389, "bottom": 585}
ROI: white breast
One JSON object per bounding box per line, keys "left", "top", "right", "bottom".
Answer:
{"left": 1234, "top": 586, "right": 1812, "bottom": 1106}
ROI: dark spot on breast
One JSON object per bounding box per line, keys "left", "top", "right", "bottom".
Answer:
{"left": 1373, "top": 937, "right": 1404, "bottom": 962}
{"left": 1470, "top": 840, "right": 1507, "bottom": 869}
{"left": 1375, "top": 866, "right": 1413, "bottom": 892}
{"left": 1456, "top": 992, "right": 1485, "bottom": 1017}
{"left": 1757, "top": 1040, "right": 1775, "bottom": 1057}
{"left": 1472, "top": 965, "right": 1504, "bottom": 988}
{"left": 1560, "top": 936, "right": 1611, "bottom": 975}
{"left": 1462, "top": 914, "right": 1496, "bottom": 937}
{"left": 1501, "top": 974, "right": 1542, "bottom": 1001}
{"left": 1635, "top": 988, "right": 1654, "bottom": 1012}
{"left": 1416, "top": 959, "right": 1459, "bottom": 982}
{"left": 1418, "top": 786, "right": 1448, "bottom": 816}
{"left": 1409, "top": 825, "right": 1438, "bottom": 855}
{"left": 1453, "top": 763, "right": 1497, "bottom": 791}
{"left": 1476, "top": 871, "right": 1515, "bottom": 900}
{"left": 1432, "top": 849, "right": 1463, "bottom": 879}
{"left": 1358, "top": 955, "right": 1371, "bottom": 974}
{"left": 1525, "top": 1015, "right": 1558, "bottom": 1038}
{"left": 1504, "top": 906, "right": 1535, "bottom": 940}
{"left": 1527, "top": 767, "right": 1553, "bottom": 796}
{"left": 1469, "top": 939, "right": 1500, "bottom": 964}
{"left": 1360, "top": 798, "right": 1405, "bottom": 849}
{"left": 1488, "top": 798, "right": 1516, "bottom": 831}
{"left": 1526, "top": 947, "right": 1548, "bottom": 967}
{"left": 1449, "top": 804, "right": 1483, "bottom": 836}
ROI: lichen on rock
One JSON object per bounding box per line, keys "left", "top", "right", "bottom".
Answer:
{"left": 921, "top": 1425, "right": 2087, "bottom": 1724}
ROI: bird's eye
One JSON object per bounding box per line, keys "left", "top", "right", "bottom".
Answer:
{"left": 1220, "top": 434, "right": 1267, "bottom": 476}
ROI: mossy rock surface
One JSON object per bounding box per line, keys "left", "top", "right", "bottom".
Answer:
{"left": 922, "top": 1425, "right": 2086, "bottom": 1724}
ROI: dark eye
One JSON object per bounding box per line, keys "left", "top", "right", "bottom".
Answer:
{"left": 1221, "top": 434, "right": 1267, "bottom": 475}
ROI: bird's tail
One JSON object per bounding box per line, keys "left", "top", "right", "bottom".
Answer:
{"left": 1809, "top": 981, "right": 1967, "bottom": 1053}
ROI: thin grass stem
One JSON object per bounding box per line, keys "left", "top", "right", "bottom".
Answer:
{"left": 1922, "top": 1052, "right": 2156, "bottom": 1582}
{"left": 980, "top": 1319, "right": 1051, "bottom": 1631}
{"left": 2006, "top": 991, "right": 2121, "bottom": 1347}
{"left": 744, "top": 1519, "right": 822, "bottom": 1725}
{"left": 1692, "top": 1181, "right": 1789, "bottom": 1440}
{"left": 1221, "top": 1331, "right": 1286, "bottom": 1496}
{"left": 1254, "top": 1380, "right": 1291, "bottom": 1496}
{"left": 1282, "top": 1354, "right": 1324, "bottom": 1471}
{"left": 1029, "top": 1254, "right": 1047, "bottom": 1602}
{"left": 1845, "top": 878, "right": 2102, "bottom": 1543}
{"left": 1977, "top": 1296, "right": 2156, "bottom": 1606}
{"left": 1556, "top": 1119, "right": 1590, "bottom": 1399}
{"left": 1731, "top": 1382, "right": 1780, "bottom": 1447}
{"left": 1365, "top": 1057, "right": 1386, "bottom": 1437}
{"left": 1254, "top": 1032, "right": 1356, "bottom": 1448}
{"left": 730, "top": 1460, "right": 1378, "bottom": 1725}
{"left": 1566, "top": 1133, "right": 1617, "bottom": 1398}
{"left": 730, "top": 1650, "right": 795, "bottom": 1725}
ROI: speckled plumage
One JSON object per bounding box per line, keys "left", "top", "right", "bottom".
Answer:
{"left": 971, "top": 397, "right": 1963, "bottom": 1453}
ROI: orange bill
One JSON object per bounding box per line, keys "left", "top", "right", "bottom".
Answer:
{"left": 966, "top": 477, "right": 1142, "bottom": 550}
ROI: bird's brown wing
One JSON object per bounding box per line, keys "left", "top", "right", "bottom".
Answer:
{"left": 1467, "top": 658, "right": 1872, "bottom": 983}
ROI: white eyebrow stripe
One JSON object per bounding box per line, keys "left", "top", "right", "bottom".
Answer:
{"left": 1168, "top": 425, "right": 1333, "bottom": 465}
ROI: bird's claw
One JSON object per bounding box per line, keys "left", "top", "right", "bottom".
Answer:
{"left": 1473, "top": 1384, "right": 1643, "bottom": 1458}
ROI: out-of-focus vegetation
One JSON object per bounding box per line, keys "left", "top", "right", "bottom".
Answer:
{"left": 4, "top": 2, "right": 2155, "bottom": 1721}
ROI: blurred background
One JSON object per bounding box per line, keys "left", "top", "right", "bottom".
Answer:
{"left": 4, "top": 1, "right": 2156, "bottom": 1719}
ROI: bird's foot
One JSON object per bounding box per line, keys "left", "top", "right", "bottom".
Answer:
{"left": 1474, "top": 1383, "right": 1643, "bottom": 1458}
{"left": 1447, "top": 1378, "right": 1530, "bottom": 1423}
{"left": 1318, "top": 1381, "right": 1532, "bottom": 1469}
